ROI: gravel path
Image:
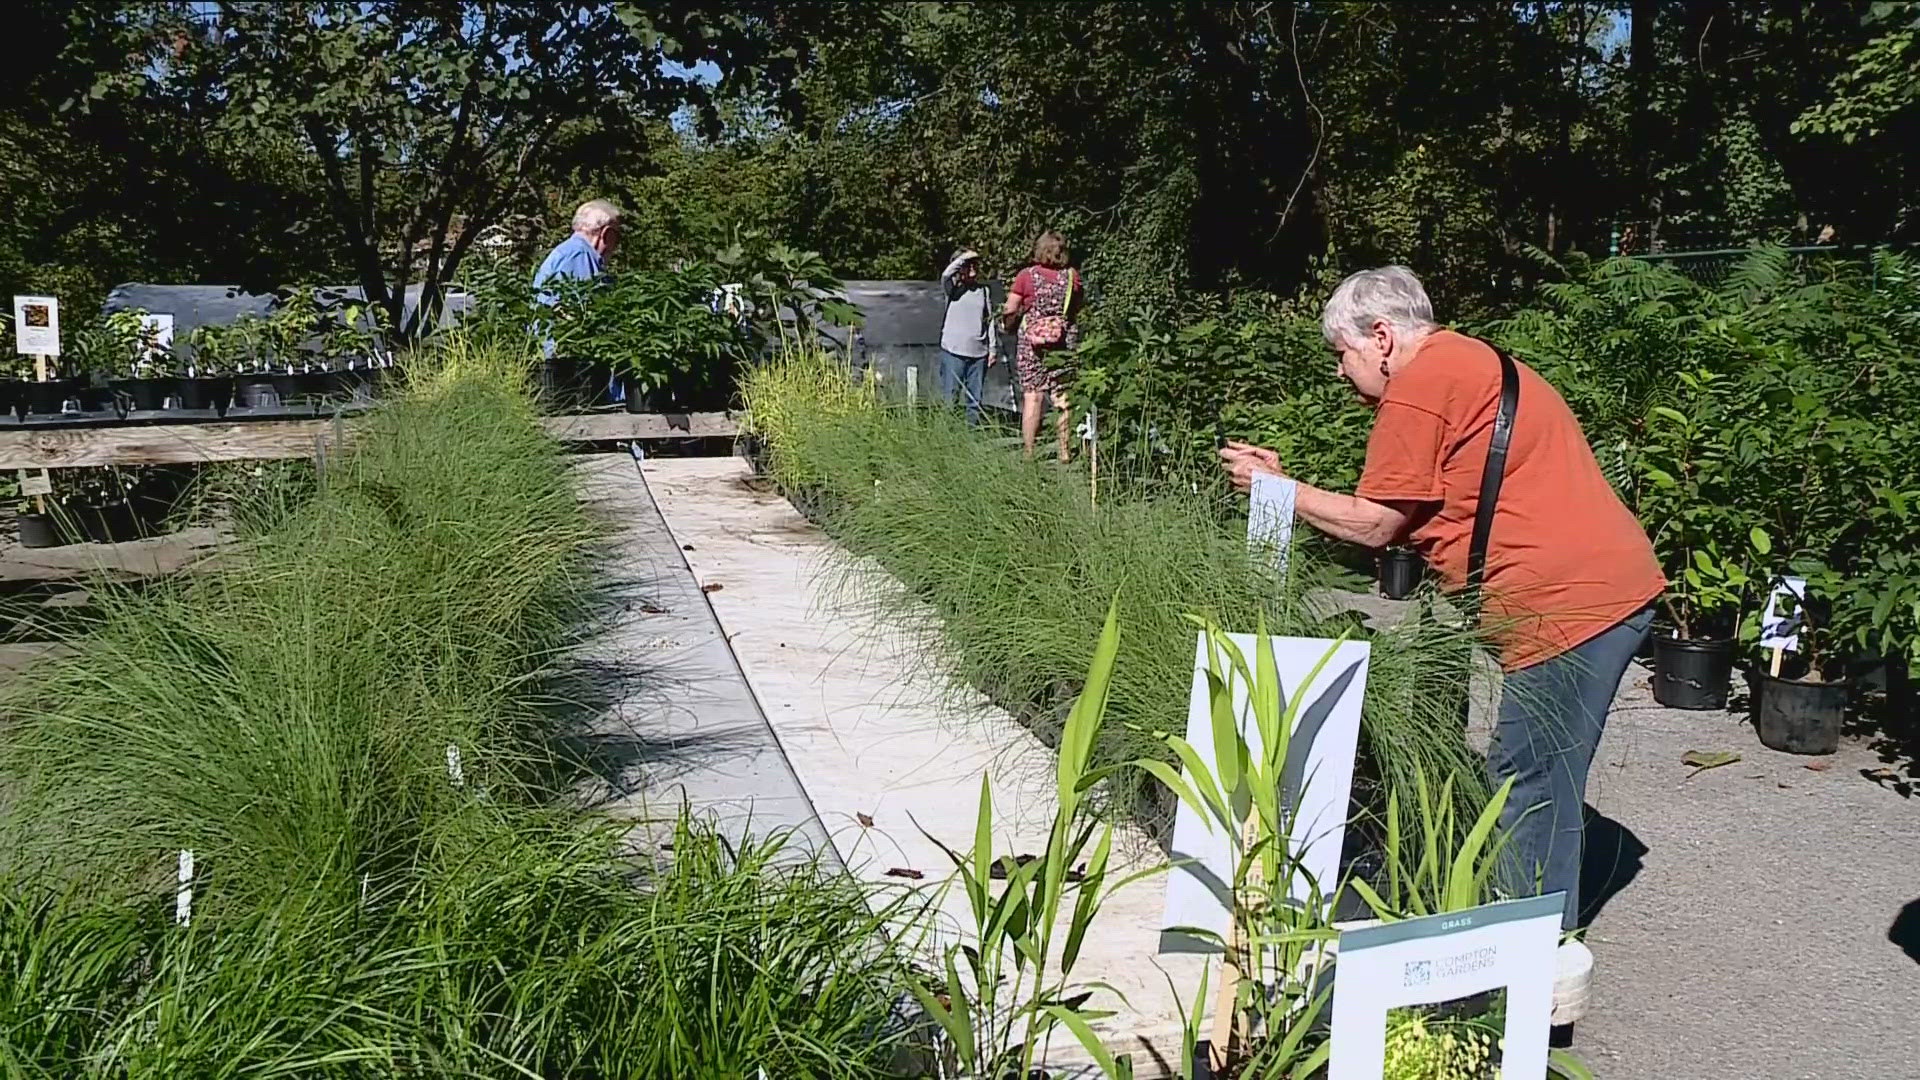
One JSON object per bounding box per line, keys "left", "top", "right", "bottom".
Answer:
{"left": 1571, "top": 667, "right": 1920, "bottom": 1079}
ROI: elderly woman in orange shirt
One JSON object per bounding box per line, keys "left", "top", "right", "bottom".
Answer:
{"left": 1220, "top": 265, "right": 1664, "bottom": 1007}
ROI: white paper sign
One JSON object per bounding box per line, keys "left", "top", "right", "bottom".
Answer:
{"left": 1760, "top": 576, "right": 1808, "bottom": 653}
{"left": 1329, "top": 893, "right": 1563, "bottom": 1080}
{"left": 1161, "top": 632, "right": 1369, "bottom": 951}
{"left": 1248, "top": 473, "right": 1298, "bottom": 577}
{"left": 13, "top": 296, "right": 59, "bottom": 356}
{"left": 18, "top": 471, "right": 51, "bottom": 497}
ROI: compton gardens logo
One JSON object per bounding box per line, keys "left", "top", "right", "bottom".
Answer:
{"left": 1403, "top": 945, "right": 1499, "bottom": 988}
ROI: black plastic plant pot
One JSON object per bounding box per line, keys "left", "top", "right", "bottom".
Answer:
{"left": 539, "top": 357, "right": 614, "bottom": 412}
{"left": 335, "top": 367, "right": 376, "bottom": 402}
{"left": 233, "top": 375, "right": 283, "bottom": 410}
{"left": 621, "top": 375, "right": 678, "bottom": 414}
{"left": 1378, "top": 546, "right": 1425, "bottom": 599}
{"left": 270, "top": 371, "right": 329, "bottom": 405}
{"left": 112, "top": 376, "right": 180, "bottom": 414}
{"left": 1753, "top": 671, "right": 1846, "bottom": 755}
{"left": 1651, "top": 635, "right": 1734, "bottom": 710}
{"left": 73, "top": 502, "right": 140, "bottom": 545}
{"left": 20, "top": 378, "right": 82, "bottom": 418}
{"left": 176, "top": 376, "right": 233, "bottom": 413}
{"left": 16, "top": 511, "right": 63, "bottom": 549}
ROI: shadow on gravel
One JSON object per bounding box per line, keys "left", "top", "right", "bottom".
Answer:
{"left": 1578, "top": 809, "right": 1648, "bottom": 930}
{"left": 1890, "top": 900, "right": 1920, "bottom": 965}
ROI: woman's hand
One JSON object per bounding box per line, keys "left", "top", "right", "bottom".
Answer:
{"left": 1218, "top": 441, "right": 1283, "bottom": 493}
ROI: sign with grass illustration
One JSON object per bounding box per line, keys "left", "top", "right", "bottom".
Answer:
{"left": 1328, "top": 893, "right": 1563, "bottom": 1080}
{"left": 1157, "top": 628, "right": 1368, "bottom": 950}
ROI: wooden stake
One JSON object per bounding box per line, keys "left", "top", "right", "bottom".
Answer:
{"left": 1208, "top": 812, "right": 1263, "bottom": 1071}
{"left": 30, "top": 353, "right": 49, "bottom": 514}
{"left": 1769, "top": 644, "right": 1785, "bottom": 678}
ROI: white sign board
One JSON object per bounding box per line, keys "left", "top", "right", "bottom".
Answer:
{"left": 1161, "top": 632, "right": 1368, "bottom": 951}
{"left": 1760, "top": 576, "right": 1808, "bottom": 653}
{"left": 13, "top": 295, "right": 59, "bottom": 356}
{"left": 1329, "top": 893, "right": 1564, "bottom": 1080}
{"left": 1248, "top": 473, "right": 1298, "bottom": 578}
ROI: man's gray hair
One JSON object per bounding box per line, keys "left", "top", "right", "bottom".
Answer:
{"left": 1320, "top": 265, "right": 1438, "bottom": 347}
{"left": 572, "top": 199, "right": 623, "bottom": 235}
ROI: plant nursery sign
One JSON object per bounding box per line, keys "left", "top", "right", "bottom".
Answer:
{"left": 12, "top": 295, "right": 59, "bottom": 355}
{"left": 1160, "top": 632, "right": 1368, "bottom": 951}
{"left": 1247, "top": 472, "right": 1297, "bottom": 577}
{"left": 1760, "top": 575, "right": 1809, "bottom": 653}
{"left": 1328, "top": 893, "right": 1563, "bottom": 1080}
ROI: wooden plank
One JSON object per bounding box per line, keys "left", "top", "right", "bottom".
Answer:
{"left": 542, "top": 411, "right": 737, "bottom": 441}
{"left": 0, "top": 422, "right": 336, "bottom": 469}
{"left": 0, "top": 412, "right": 739, "bottom": 469}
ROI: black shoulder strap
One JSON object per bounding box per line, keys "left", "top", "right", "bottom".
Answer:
{"left": 1464, "top": 349, "right": 1521, "bottom": 614}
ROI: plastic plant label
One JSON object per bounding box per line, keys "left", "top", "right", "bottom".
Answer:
{"left": 1248, "top": 472, "right": 1298, "bottom": 579}
{"left": 1160, "top": 632, "right": 1368, "bottom": 951}
{"left": 175, "top": 849, "right": 195, "bottom": 927}
{"left": 1328, "top": 893, "right": 1563, "bottom": 1079}
{"left": 12, "top": 296, "right": 59, "bottom": 355}
{"left": 1760, "top": 576, "right": 1809, "bottom": 653}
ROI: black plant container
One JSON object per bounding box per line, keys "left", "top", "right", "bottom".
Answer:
{"left": 19, "top": 378, "right": 82, "bottom": 419}
{"left": 1753, "top": 671, "right": 1847, "bottom": 755}
{"left": 232, "top": 374, "right": 284, "bottom": 410}
{"left": 1651, "top": 635, "right": 1735, "bottom": 710}
{"left": 112, "top": 376, "right": 180, "bottom": 415}
{"left": 176, "top": 376, "right": 233, "bottom": 413}
{"left": 1378, "top": 546, "right": 1425, "bottom": 600}
{"left": 16, "top": 511, "right": 63, "bottom": 549}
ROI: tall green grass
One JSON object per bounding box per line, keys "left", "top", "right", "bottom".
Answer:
{"left": 0, "top": 340, "right": 915, "bottom": 1077}
{"left": 741, "top": 345, "right": 1489, "bottom": 849}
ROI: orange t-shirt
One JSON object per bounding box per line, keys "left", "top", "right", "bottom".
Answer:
{"left": 1354, "top": 330, "right": 1664, "bottom": 671}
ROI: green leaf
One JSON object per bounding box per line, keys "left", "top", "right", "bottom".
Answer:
{"left": 1750, "top": 527, "right": 1772, "bottom": 555}
{"left": 1043, "top": 1004, "right": 1120, "bottom": 1075}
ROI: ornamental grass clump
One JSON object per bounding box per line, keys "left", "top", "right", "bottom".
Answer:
{"left": 0, "top": 337, "right": 916, "bottom": 1076}
{"left": 746, "top": 343, "right": 1490, "bottom": 853}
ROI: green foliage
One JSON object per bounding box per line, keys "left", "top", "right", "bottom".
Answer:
{"left": 913, "top": 600, "right": 1156, "bottom": 1079}
{"left": 0, "top": 338, "right": 915, "bottom": 1075}
{"left": 1794, "top": 2, "right": 1920, "bottom": 144}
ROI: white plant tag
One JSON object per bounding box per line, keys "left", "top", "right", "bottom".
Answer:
{"left": 1760, "top": 576, "right": 1808, "bottom": 653}
{"left": 1248, "top": 472, "right": 1298, "bottom": 579}
{"left": 175, "top": 849, "right": 194, "bottom": 927}
{"left": 445, "top": 743, "right": 465, "bottom": 786}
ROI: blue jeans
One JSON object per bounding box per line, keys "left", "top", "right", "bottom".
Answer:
{"left": 1490, "top": 604, "right": 1653, "bottom": 929}
{"left": 938, "top": 350, "right": 986, "bottom": 425}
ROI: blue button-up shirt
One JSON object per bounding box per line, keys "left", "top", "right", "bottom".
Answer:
{"left": 532, "top": 233, "right": 606, "bottom": 360}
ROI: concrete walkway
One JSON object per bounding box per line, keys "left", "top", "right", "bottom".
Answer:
{"left": 642, "top": 454, "right": 1205, "bottom": 1070}
{"left": 640, "top": 454, "right": 1920, "bottom": 1079}
{"left": 569, "top": 453, "right": 834, "bottom": 858}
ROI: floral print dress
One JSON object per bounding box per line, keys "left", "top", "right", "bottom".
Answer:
{"left": 1013, "top": 265, "right": 1081, "bottom": 395}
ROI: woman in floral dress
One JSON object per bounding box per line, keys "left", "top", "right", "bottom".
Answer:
{"left": 1002, "top": 230, "right": 1087, "bottom": 461}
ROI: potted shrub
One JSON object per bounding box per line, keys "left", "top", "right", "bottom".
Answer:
{"left": 108, "top": 308, "right": 185, "bottom": 418}
{"left": 1750, "top": 568, "right": 1851, "bottom": 754}
{"left": 1635, "top": 369, "right": 1756, "bottom": 710}
{"left": 180, "top": 323, "right": 237, "bottom": 414}
{"left": 47, "top": 313, "right": 133, "bottom": 421}
{"left": 226, "top": 313, "right": 289, "bottom": 412}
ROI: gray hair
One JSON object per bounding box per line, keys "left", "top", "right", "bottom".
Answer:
{"left": 572, "top": 199, "right": 623, "bottom": 235}
{"left": 1320, "top": 265, "right": 1438, "bottom": 347}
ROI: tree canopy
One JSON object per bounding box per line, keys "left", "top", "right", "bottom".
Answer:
{"left": 4, "top": 0, "right": 1914, "bottom": 330}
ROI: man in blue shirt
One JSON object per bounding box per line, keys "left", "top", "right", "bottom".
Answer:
{"left": 533, "top": 199, "right": 623, "bottom": 399}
